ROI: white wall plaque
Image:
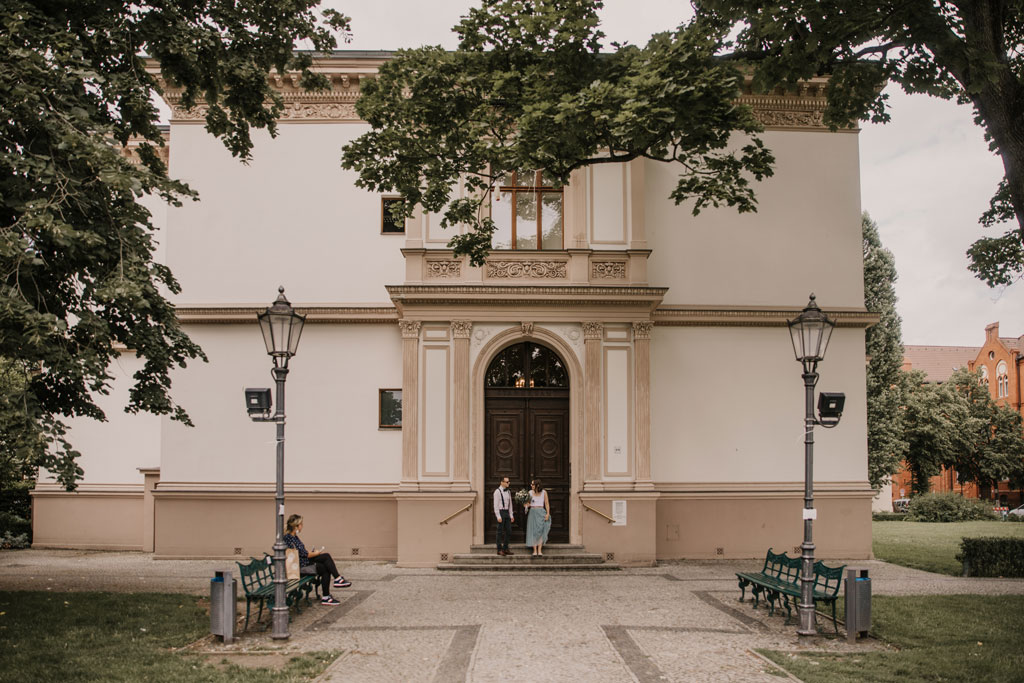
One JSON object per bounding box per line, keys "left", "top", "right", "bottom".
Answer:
{"left": 612, "top": 500, "right": 627, "bottom": 526}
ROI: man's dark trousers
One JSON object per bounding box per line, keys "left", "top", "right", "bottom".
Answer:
{"left": 496, "top": 509, "right": 512, "bottom": 552}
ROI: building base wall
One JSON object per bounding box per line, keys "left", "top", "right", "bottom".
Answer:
{"left": 578, "top": 493, "right": 659, "bottom": 566}
{"left": 32, "top": 486, "right": 873, "bottom": 561}
{"left": 151, "top": 492, "right": 398, "bottom": 560}
{"left": 656, "top": 494, "right": 873, "bottom": 559}
{"left": 31, "top": 489, "right": 144, "bottom": 551}
{"left": 396, "top": 492, "right": 476, "bottom": 567}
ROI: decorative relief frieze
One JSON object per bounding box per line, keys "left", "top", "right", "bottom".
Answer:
{"left": 632, "top": 321, "right": 654, "bottom": 340}
{"left": 521, "top": 322, "right": 534, "bottom": 337}
{"left": 426, "top": 260, "right": 462, "bottom": 278}
{"left": 591, "top": 261, "right": 626, "bottom": 279}
{"left": 486, "top": 260, "right": 567, "bottom": 279}
{"left": 398, "top": 320, "right": 422, "bottom": 338}
{"left": 582, "top": 322, "right": 604, "bottom": 340}
{"left": 169, "top": 100, "right": 360, "bottom": 122}
{"left": 751, "top": 109, "right": 826, "bottom": 129}
{"left": 451, "top": 320, "right": 473, "bottom": 338}
{"left": 286, "top": 102, "right": 359, "bottom": 120}
{"left": 739, "top": 92, "right": 833, "bottom": 130}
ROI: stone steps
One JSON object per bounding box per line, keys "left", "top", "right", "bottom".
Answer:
{"left": 437, "top": 544, "right": 620, "bottom": 571}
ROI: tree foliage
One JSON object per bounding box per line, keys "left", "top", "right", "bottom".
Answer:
{"left": 901, "top": 370, "right": 957, "bottom": 495}
{"left": 943, "top": 367, "right": 1024, "bottom": 491}
{"left": 0, "top": 0, "right": 349, "bottom": 489}
{"left": 901, "top": 367, "right": 1024, "bottom": 494}
{"left": 863, "top": 212, "right": 907, "bottom": 490}
{"left": 341, "top": 0, "right": 774, "bottom": 265}
{"left": 696, "top": 0, "right": 1024, "bottom": 287}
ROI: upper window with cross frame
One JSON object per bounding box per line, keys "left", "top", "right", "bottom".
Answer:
{"left": 490, "top": 170, "right": 563, "bottom": 250}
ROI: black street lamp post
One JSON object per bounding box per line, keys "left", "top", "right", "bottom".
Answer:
{"left": 250, "top": 287, "right": 305, "bottom": 640}
{"left": 787, "top": 294, "right": 844, "bottom": 637}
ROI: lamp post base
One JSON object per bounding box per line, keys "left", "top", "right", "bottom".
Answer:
{"left": 271, "top": 606, "right": 290, "bottom": 640}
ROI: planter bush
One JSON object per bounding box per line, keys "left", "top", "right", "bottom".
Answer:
{"left": 872, "top": 511, "right": 906, "bottom": 521}
{"left": 957, "top": 537, "right": 1024, "bottom": 577}
{"left": 906, "top": 492, "right": 998, "bottom": 522}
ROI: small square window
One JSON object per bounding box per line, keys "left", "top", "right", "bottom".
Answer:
{"left": 381, "top": 197, "right": 405, "bottom": 234}
{"left": 379, "top": 388, "right": 402, "bottom": 428}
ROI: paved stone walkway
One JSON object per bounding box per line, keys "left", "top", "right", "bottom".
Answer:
{"left": 3, "top": 549, "right": 1023, "bottom": 682}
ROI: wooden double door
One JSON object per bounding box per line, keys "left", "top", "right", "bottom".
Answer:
{"left": 484, "top": 390, "right": 570, "bottom": 544}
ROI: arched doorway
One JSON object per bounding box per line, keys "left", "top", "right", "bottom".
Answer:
{"left": 483, "top": 341, "right": 570, "bottom": 544}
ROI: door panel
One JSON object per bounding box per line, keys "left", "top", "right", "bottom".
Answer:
{"left": 528, "top": 401, "right": 569, "bottom": 543}
{"left": 484, "top": 393, "right": 569, "bottom": 544}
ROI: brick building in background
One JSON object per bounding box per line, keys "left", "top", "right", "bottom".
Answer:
{"left": 895, "top": 323, "right": 1024, "bottom": 508}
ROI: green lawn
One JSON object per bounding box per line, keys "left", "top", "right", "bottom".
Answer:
{"left": 872, "top": 520, "right": 1024, "bottom": 575}
{"left": 0, "top": 592, "right": 338, "bottom": 682}
{"left": 761, "top": 595, "right": 1024, "bottom": 683}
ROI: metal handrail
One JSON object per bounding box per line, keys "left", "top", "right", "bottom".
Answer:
{"left": 440, "top": 502, "right": 473, "bottom": 525}
{"left": 581, "top": 501, "right": 614, "bottom": 524}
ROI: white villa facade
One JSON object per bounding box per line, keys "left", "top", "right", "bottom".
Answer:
{"left": 32, "top": 53, "right": 875, "bottom": 566}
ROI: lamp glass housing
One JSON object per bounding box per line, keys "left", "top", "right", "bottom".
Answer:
{"left": 788, "top": 294, "right": 835, "bottom": 364}
{"left": 257, "top": 287, "right": 306, "bottom": 360}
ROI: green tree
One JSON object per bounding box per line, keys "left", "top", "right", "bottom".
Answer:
{"left": 341, "top": 0, "right": 774, "bottom": 265}
{"left": 696, "top": 0, "right": 1024, "bottom": 287}
{"left": 900, "top": 366, "right": 1024, "bottom": 495}
{"left": 863, "top": 212, "right": 907, "bottom": 490}
{"left": 1, "top": 1, "right": 350, "bottom": 489}
{"left": 900, "top": 370, "right": 958, "bottom": 495}
{"left": 944, "top": 367, "right": 1024, "bottom": 491}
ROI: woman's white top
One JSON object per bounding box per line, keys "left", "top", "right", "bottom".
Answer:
{"left": 530, "top": 491, "right": 545, "bottom": 507}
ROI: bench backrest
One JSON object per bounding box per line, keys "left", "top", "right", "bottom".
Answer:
{"left": 763, "top": 548, "right": 789, "bottom": 577}
{"left": 812, "top": 561, "right": 846, "bottom": 596}
{"left": 780, "top": 555, "right": 802, "bottom": 584}
{"left": 236, "top": 556, "right": 273, "bottom": 594}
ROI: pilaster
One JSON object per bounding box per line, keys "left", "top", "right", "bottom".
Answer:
{"left": 632, "top": 322, "right": 654, "bottom": 491}
{"left": 399, "top": 320, "right": 421, "bottom": 490}
{"left": 583, "top": 321, "right": 604, "bottom": 486}
{"left": 451, "top": 320, "right": 473, "bottom": 488}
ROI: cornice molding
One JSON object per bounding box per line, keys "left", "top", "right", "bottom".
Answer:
{"left": 654, "top": 305, "right": 878, "bottom": 329}
{"left": 387, "top": 284, "right": 669, "bottom": 307}
{"left": 174, "top": 305, "right": 398, "bottom": 324}
{"left": 171, "top": 301, "right": 876, "bottom": 328}
{"left": 151, "top": 55, "right": 847, "bottom": 132}
{"left": 152, "top": 481, "right": 399, "bottom": 496}
{"left": 656, "top": 480, "right": 874, "bottom": 498}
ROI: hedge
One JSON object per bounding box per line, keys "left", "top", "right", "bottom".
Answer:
{"left": 906, "top": 492, "right": 998, "bottom": 522}
{"left": 957, "top": 537, "right": 1024, "bottom": 577}
{"left": 872, "top": 512, "right": 906, "bottom": 522}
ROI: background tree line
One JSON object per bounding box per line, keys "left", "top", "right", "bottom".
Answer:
{"left": 864, "top": 213, "right": 1024, "bottom": 498}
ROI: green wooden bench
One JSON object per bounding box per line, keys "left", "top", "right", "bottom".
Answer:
{"left": 736, "top": 548, "right": 846, "bottom": 634}
{"left": 236, "top": 554, "right": 320, "bottom": 630}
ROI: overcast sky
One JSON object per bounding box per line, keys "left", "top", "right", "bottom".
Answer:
{"left": 320, "top": 1, "right": 1022, "bottom": 346}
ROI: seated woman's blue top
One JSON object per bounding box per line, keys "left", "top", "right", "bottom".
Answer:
{"left": 283, "top": 533, "right": 310, "bottom": 567}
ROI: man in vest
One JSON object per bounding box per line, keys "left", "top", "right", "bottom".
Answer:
{"left": 493, "top": 476, "right": 515, "bottom": 556}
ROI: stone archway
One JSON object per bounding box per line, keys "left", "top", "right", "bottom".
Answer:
{"left": 471, "top": 327, "right": 584, "bottom": 546}
{"left": 483, "top": 341, "right": 570, "bottom": 544}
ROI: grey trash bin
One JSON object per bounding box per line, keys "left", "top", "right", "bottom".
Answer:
{"left": 210, "top": 570, "right": 237, "bottom": 644}
{"left": 844, "top": 568, "right": 871, "bottom": 643}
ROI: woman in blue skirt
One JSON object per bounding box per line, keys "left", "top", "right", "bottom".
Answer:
{"left": 524, "top": 479, "right": 551, "bottom": 556}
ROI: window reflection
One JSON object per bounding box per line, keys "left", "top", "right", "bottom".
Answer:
{"left": 485, "top": 342, "right": 568, "bottom": 388}
{"left": 490, "top": 170, "right": 563, "bottom": 251}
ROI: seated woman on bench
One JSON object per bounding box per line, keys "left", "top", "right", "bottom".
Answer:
{"left": 283, "top": 514, "right": 351, "bottom": 605}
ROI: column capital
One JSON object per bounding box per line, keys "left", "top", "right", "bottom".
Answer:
{"left": 582, "top": 321, "right": 604, "bottom": 340}
{"left": 451, "top": 320, "right": 473, "bottom": 338}
{"left": 632, "top": 321, "right": 654, "bottom": 340}
{"left": 398, "top": 320, "right": 422, "bottom": 338}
